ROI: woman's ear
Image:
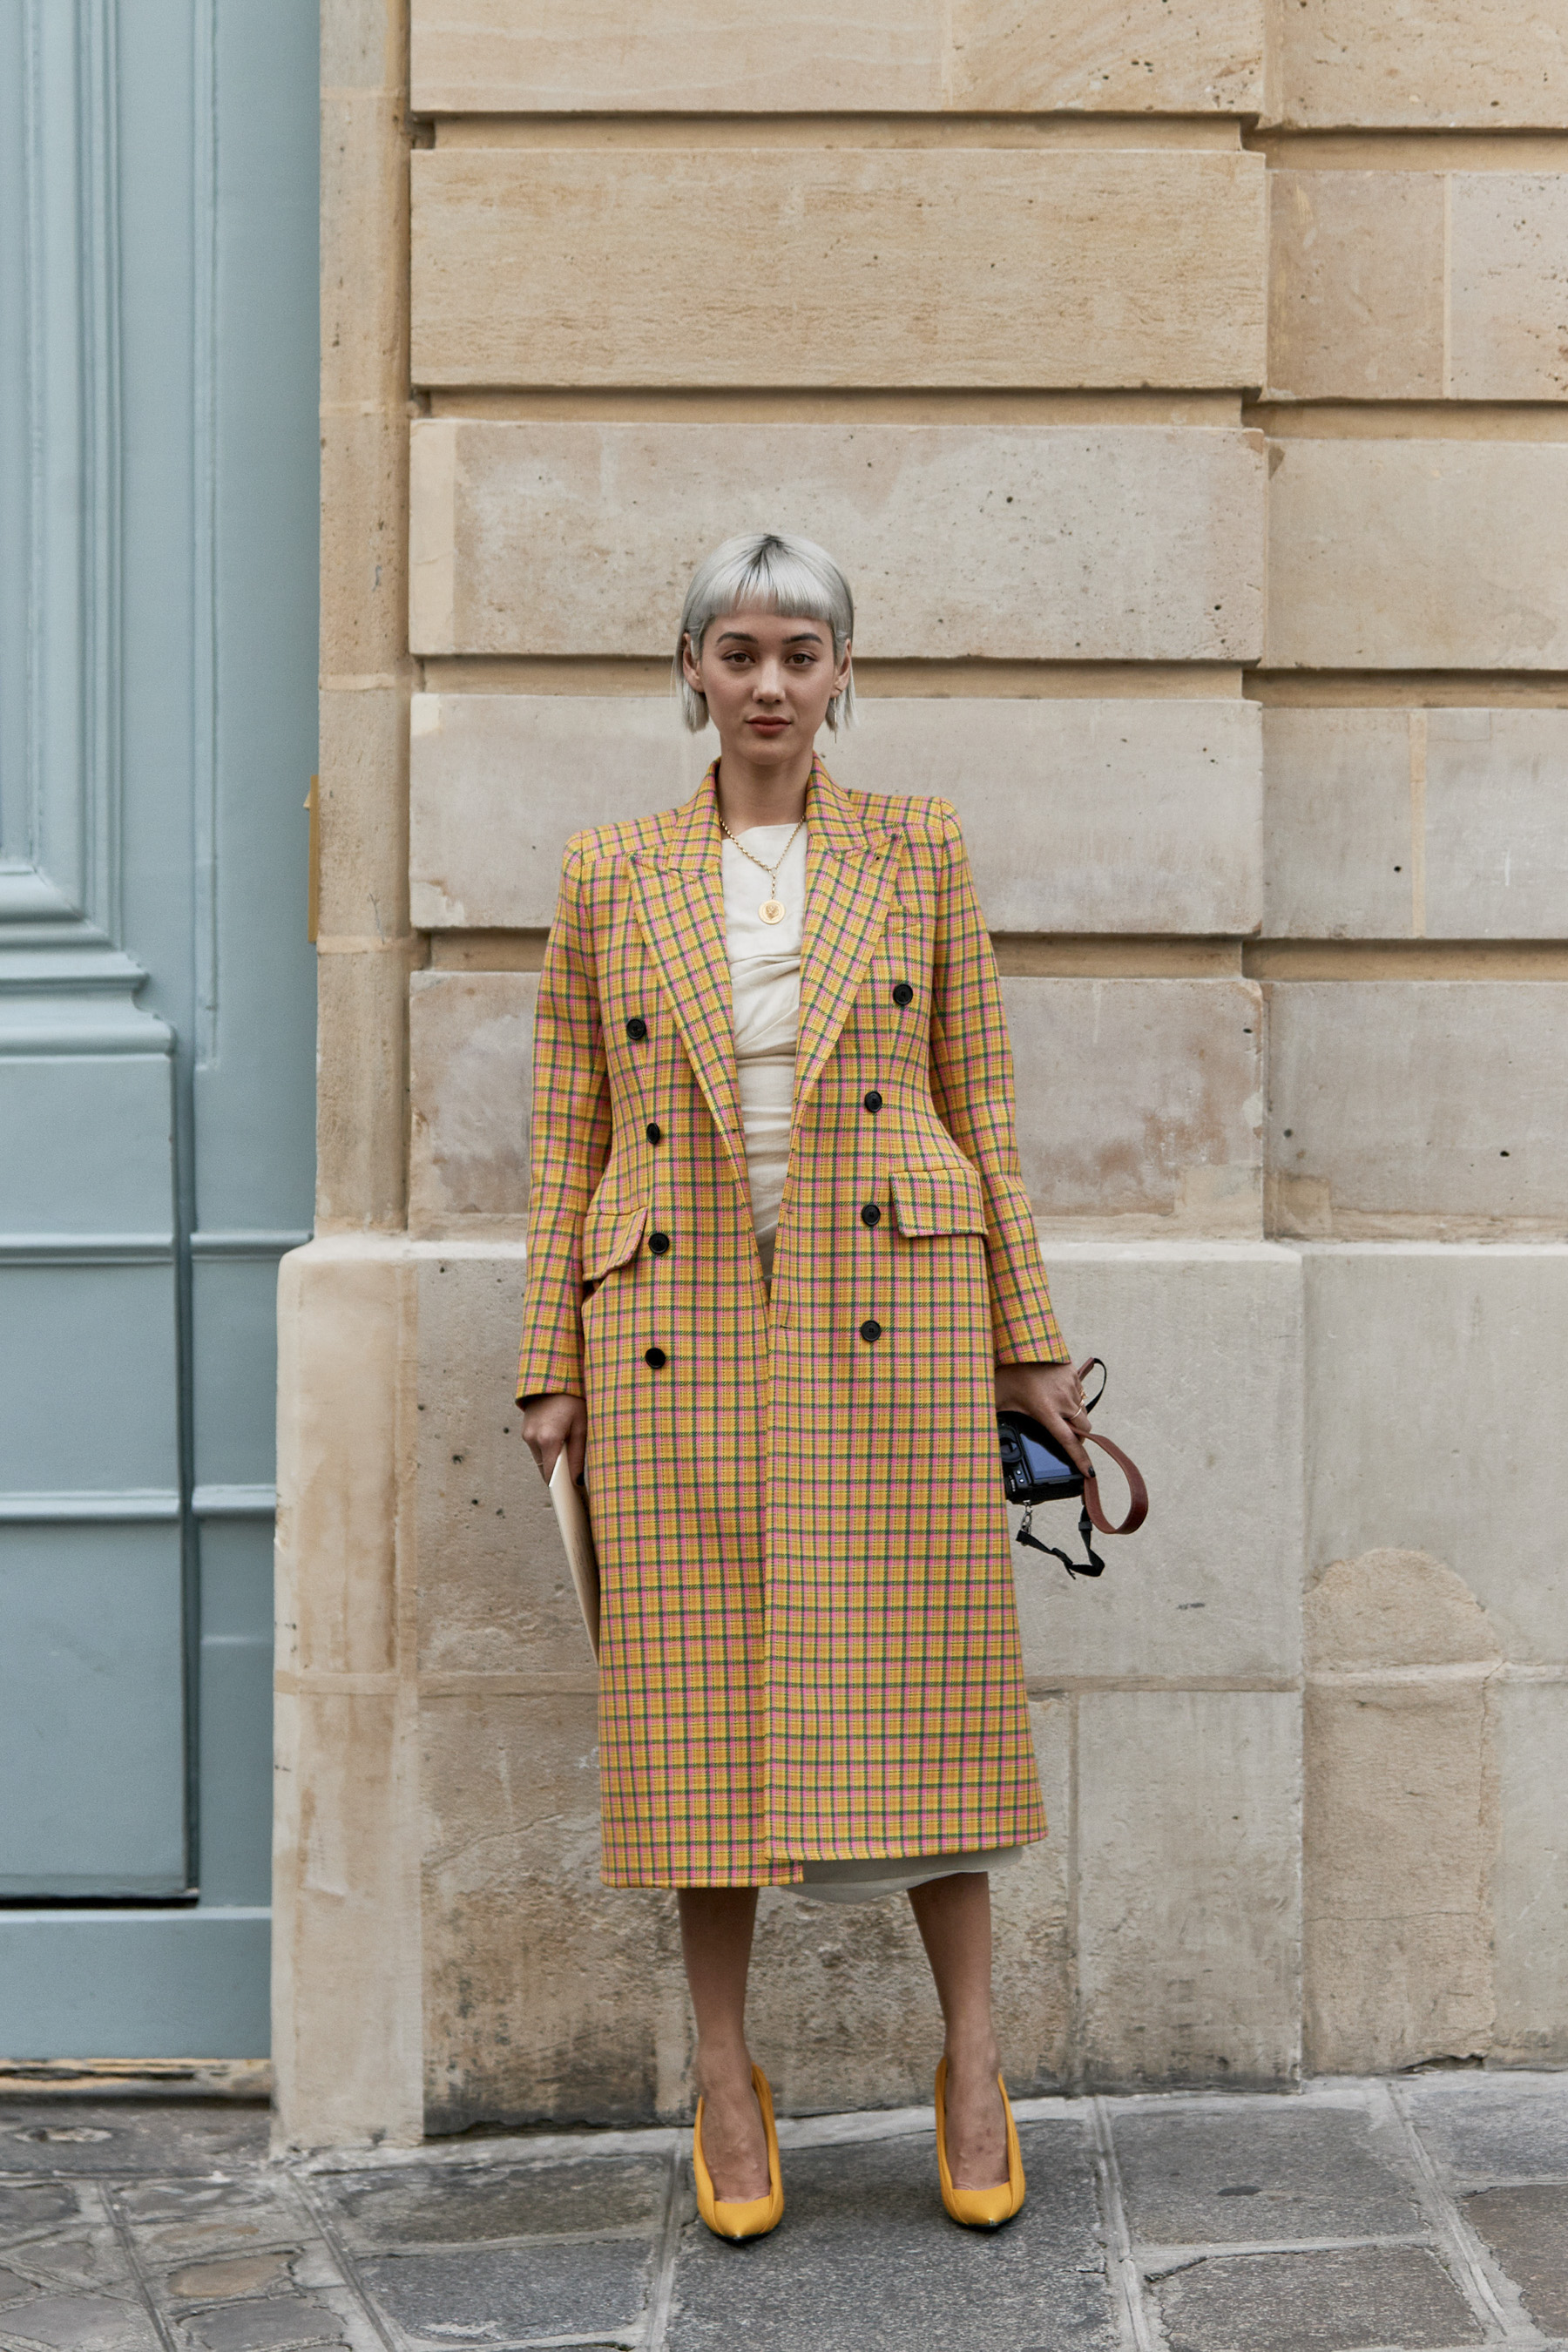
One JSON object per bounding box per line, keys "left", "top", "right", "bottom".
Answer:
{"left": 680, "top": 632, "right": 704, "bottom": 692}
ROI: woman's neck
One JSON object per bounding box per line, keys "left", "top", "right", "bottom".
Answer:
{"left": 713, "top": 744, "right": 813, "bottom": 835}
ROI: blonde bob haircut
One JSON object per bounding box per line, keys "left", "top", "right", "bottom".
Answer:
{"left": 674, "top": 531, "right": 855, "bottom": 734}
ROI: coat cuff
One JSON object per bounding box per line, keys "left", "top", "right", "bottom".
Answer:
{"left": 515, "top": 1328, "right": 585, "bottom": 1405}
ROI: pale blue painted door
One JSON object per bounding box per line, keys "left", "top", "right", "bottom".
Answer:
{"left": 0, "top": 0, "right": 317, "bottom": 2052}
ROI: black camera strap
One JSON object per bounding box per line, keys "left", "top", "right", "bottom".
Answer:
{"left": 1016, "top": 1502, "right": 1105, "bottom": 1579}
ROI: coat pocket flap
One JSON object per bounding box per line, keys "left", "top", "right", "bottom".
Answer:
{"left": 890, "top": 1164, "right": 987, "bottom": 1239}
{"left": 582, "top": 1205, "right": 648, "bottom": 1281}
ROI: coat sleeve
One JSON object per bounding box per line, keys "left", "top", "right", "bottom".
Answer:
{"left": 515, "top": 845, "right": 612, "bottom": 1403}
{"left": 927, "top": 809, "right": 1069, "bottom": 1367}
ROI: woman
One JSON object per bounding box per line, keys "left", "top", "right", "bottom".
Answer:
{"left": 518, "top": 532, "right": 1090, "bottom": 2240}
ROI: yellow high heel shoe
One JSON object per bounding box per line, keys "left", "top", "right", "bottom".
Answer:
{"left": 693, "top": 2063, "right": 785, "bottom": 2242}
{"left": 935, "top": 2055, "right": 1026, "bottom": 2228}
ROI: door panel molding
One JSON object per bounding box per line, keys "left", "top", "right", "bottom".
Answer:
{"left": 3, "top": 0, "right": 126, "bottom": 955}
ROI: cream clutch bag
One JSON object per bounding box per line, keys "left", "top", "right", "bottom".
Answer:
{"left": 548, "top": 1450, "right": 600, "bottom": 1659}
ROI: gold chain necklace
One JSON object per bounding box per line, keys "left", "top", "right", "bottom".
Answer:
{"left": 718, "top": 813, "right": 807, "bottom": 927}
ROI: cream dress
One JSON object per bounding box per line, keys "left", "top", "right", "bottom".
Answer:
{"left": 721, "top": 820, "right": 1021, "bottom": 1904}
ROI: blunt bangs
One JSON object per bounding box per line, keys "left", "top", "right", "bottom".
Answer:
{"left": 674, "top": 531, "right": 855, "bottom": 733}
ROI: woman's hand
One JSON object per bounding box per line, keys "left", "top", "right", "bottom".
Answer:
{"left": 995, "top": 1361, "right": 1093, "bottom": 1478}
{"left": 519, "top": 1392, "right": 587, "bottom": 1488}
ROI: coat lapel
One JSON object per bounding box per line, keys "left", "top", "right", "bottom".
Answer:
{"left": 793, "top": 760, "right": 902, "bottom": 1124}
{"left": 628, "top": 767, "right": 751, "bottom": 1198}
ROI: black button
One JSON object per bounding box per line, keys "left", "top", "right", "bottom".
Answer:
{"left": 625, "top": 1015, "right": 647, "bottom": 1041}
{"left": 645, "top": 1121, "right": 662, "bottom": 1145}
{"left": 860, "top": 1203, "right": 882, "bottom": 1227}
{"left": 648, "top": 1231, "right": 671, "bottom": 1256}
{"left": 644, "top": 1346, "right": 666, "bottom": 1369}
{"left": 892, "top": 982, "right": 914, "bottom": 1007}
{"left": 859, "top": 1319, "right": 882, "bottom": 1344}
{"left": 862, "top": 1089, "right": 882, "bottom": 1113}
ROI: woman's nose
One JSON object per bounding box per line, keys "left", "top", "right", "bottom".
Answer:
{"left": 754, "top": 664, "right": 786, "bottom": 701}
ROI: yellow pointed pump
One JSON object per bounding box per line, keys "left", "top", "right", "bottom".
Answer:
{"left": 935, "top": 2056, "right": 1027, "bottom": 2228}
{"left": 693, "top": 2063, "right": 785, "bottom": 2242}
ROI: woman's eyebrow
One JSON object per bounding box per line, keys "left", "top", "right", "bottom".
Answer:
{"left": 713, "top": 626, "right": 828, "bottom": 645}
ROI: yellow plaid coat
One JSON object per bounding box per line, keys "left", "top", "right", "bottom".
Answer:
{"left": 517, "top": 759, "right": 1067, "bottom": 1888}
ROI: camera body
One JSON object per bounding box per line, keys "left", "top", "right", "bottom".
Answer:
{"left": 997, "top": 1411, "right": 1085, "bottom": 1507}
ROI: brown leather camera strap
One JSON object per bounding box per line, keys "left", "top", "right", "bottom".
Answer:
{"left": 1081, "top": 1432, "right": 1149, "bottom": 1538}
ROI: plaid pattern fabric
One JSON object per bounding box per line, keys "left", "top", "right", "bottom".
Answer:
{"left": 517, "top": 760, "right": 1066, "bottom": 1887}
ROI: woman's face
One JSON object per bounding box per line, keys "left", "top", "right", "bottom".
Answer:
{"left": 682, "top": 610, "right": 851, "bottom": 767}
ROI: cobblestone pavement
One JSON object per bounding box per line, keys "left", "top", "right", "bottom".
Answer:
{"left": 0, "top": 2072, "right": 1564, "bottom": 2351}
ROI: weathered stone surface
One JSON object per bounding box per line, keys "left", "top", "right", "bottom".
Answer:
{"left": 1264, "top": 706, "right": 1568, "bottom": 940}
{"left": 1271, "top": 0, "right": 1568, "bottom": 130}
{"left": 1267, "top": 983, "right": 1568, "bottom": 1233}
{"left": 1304, "top": 1550, "right": 1498, "bottom": 2074}
{"left": 413, "top": 0, "right": 943, "bottom": 109}
{"left": 166, "top": 2253, "right": 297, "bottom": 2301}
{"left": 276, "top": 1242, "right": 413, "bottom": 1677}
{"left": 273, "top": 1239, "right": 423, "bottom": 2153}
{"left": 314, "top": 946, "right": 410, "bottom": 1234}
{"left": 1112, "top": 2100, "right": 1425, "bottom": 2245}
{"left": 1492, "top": 1680, "right": 1568, "bottom": 2065}
{"left": 1451, "top": 173, "right": 1568, "bottom": 401}
{"left": 409, "top": 693, "right": 1263, "bottom": 936}
{"left": 0, "top": 2108, "right": 267, "bottom": 2176}
{"left": 1466, "top": 2184, "right": 1568, "bottom": 2334}
{"left": 1268, "top": 170, "right": 1568, "bottom": 402}
{"left": 0, "top": 2295, "right": 162, "bottom": 2352}
{"left": 1005, "top": 977, "right": 1263, "bottom": 1232}
{"left": 179, "top": 2299, "right": 348, "bottom": 2352}
{"left": 358, "top": 2245, "right": 651, "bottom": 2345}
{"left": 273, "top": 1686, "right": 422, "bottom": 2153}
{"left": 666, "top": 2119, "right": 1119, "bottom": 2352}
{"left": 1266, "top": 700, "right": 1422, "bottom": 939}
{"left": 952, "top": 0, "right": 1263, "bottom": 112}
{"left": 1266, "top": 437, "right": 1568, "bottom": 672}
{"left": 1017, "top": 1243, "right": 1303, "bottom": 1684}
{"left": 1403, "top": 2068, "right": 1568, "bottom": 2182}
{"left": 419, "top": 1688, "right": 686, "bottom": 2130}
{"left": 1303, "top": 1246, "right": 1568, "bottom": 1663}
{"left": 1421, "top": 707, "right": 1568, "bottom": 936}
{"left": 1268, "top": 171, "right": 1444, "bottom": 399}
{"left": 412, "top": 149, "right": 1265, "bottom": 390}
{"left": 1075, "top": 1691, "right": 1301, "bottom": 2086}
{"left": 413, "top": 1246, "right": 594, "bottom": 1678}
{"left": 317, "top": 688, "right": 408, "bottom": 943}
{"left": 748, "top": 1701, "right": 1071, "bottom": 2108}
{"left": 409, "top": 975, "right": 535, "bottom": 1236}
{"left": 1153, "top": 2243, "right": 1482, "bottom": 2351}
{"left": 320, "top": 0, "right": 404, "bottom": 93}
{"left": 320, "top": 90, "right": 407, "bottom": 415}
{"left": 410, "top": 0, "right": 1264, "bottom": 115}
{"left": 320, "top": 411, "right": 405, "bottom": 683}
{"left": 409, "top": 419, "right": 1266, "bottom": 662}
{"left": 321, "top": 2157, "right": 666, "bottom": 2247}
{"left": 1308, "top": 1547, "right": 1502, "bottom": 1672}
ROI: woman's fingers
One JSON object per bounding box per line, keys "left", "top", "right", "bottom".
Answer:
{"left": 1040, "top": 1402, "right": 1094, "bottom": 1478}
{"left": 519, "top": 1395, "right": 585, "bottom": 1486}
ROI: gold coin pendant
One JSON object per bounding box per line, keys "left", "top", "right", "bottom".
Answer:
{"left": 758, "top": 896, "right": 785, "bottom": 926}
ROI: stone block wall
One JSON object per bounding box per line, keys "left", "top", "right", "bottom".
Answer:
{"left": 275, "top": 0, "right": 1568, "bottom": 2145}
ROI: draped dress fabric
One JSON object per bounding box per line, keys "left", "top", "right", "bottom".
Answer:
{"left": 722, "top": 821, "right": 1020, "bottom": 1903}
{"left": 517, "top": 757, "right": 1066, "bottom": 1889}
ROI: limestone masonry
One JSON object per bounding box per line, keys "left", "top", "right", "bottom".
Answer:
{"left": 277, "top": 0, "right": 1568, "bottom": 2146}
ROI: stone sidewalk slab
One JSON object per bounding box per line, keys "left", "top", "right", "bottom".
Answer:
{"left": 0, "top": 2076, "right": 1564, "bottom": 2351}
